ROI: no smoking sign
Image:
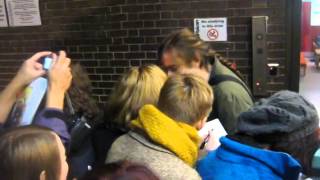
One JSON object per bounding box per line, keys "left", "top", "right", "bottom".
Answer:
{"left": 194, "top": 18, "right": 227, "bottom": 42}
{"left": 207, "top": 29, "right": 219, "bottom": 40}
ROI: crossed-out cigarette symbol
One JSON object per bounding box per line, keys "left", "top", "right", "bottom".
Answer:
{"left": 207, "top": 28, "right": 219, "bottom": 40}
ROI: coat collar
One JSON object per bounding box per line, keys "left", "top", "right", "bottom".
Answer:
{"left": 128, "top": 131, "right": 176, "bottom": 156}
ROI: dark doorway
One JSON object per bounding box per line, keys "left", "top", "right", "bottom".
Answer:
{"left": 287, "top": 0, "right": 301, "bottom": 92}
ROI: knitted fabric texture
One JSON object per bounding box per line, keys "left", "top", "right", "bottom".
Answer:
{"left": 237, "top": 90, "right": 319, "bottom": 141}
{"left": 131, "top": 104, "right": 200, "bottom": 166}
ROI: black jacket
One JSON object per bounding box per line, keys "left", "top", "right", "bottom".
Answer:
{"left": 92, "top": 123, "right": 126, "bottom": 166}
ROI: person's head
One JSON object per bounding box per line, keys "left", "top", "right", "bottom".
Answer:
{"left": 158, "top": 74, "right": 213, "bottom": 129}
{"left": 159, "top": 28, "right": 245, "bottom": 81}
{"left": 106, "top": 65, "right": 167, "bottom": 129}
{"left": 0, "top": 126, "right": 68, "bottom": 180}
{"left": 159, "top": 28, "right": 215, "bottom": 79}
{"left": 65, "top": 63, "right": 100, "bottom": 123}
{"left": 81, "top": 161, "right": 159, "bottom": 180}
{"left": 234, "top": 90, "right": 320, "bottom": 176}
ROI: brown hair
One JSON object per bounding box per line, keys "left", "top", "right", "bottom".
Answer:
{"left": 106, "top": 65, "right": 167, "bottom": 129}
{"left": 81, "top": 161, "right": 159, "bottom": 180}
{"left": 159, "top": 28, "right": 244, "bottom": 80}
{"left": 66, "top": 63, "right": 100, "bottom": 122}
{"left": 0, "top": 126, "right": 61, "bottom": 180}
{"left": 158, "top": 74, "right": 213, "bottom": 125}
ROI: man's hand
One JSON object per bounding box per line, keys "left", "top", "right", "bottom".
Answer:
{"left": 13, "top": 51, "right": 51, "bottom": 87}
{"left": 47, "top": 51, "right": 72, "bottom": 109}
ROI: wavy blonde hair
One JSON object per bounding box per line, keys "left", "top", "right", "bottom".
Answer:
{"left": 106, "top": 65, "right": 167, "bottom": 129}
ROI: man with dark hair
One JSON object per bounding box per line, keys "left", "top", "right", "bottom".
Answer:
{"left": 197, "top": 91, "right": 320, "bottom": 179}
{"left": 159, "top": 28, "right": 253, "bottom": 133}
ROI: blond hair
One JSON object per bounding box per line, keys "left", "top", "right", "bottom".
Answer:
{"left": 158, "top": 74, "right": 213, "bottom": 125}
{"left": 106, "top": 65, "right": 167, "bottom": 129}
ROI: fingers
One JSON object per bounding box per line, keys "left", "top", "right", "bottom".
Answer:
{"left": 54, "top": 51, "right": 71, "bottom": 68}
{"left": 28, "top": 51, "right": 52, "bottom": 63}
{"left": 50, "top": 51, "right": 71, "bottom": 70}
{"left": 50, "top": 53, "right": 58, "bottom": 67}
{"left": 57, "top": 51, "right": 66, "bottom": 62}
{"left": 63, "top": 58, "right": 71, "bottom": 68}
{"left": 28, "top": 51, "right": 70, "bottom": 66}
{"left": 36, "top": 69, "right": 46, "bottom": 77}
{"left": 34, "top": 62, "right": 43, "bottom": 70}
{"left": 34, "top": 63, "right": 46, "bottom": 76}
{"left": 51, "top": 58, "right": 58, "bottom": 68}
{"left": 51, "top": 53, "right": 58, "bottom": 61}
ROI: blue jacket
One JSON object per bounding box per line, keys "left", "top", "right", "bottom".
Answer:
{"left": 197, "top": 137, "right": 301, "bottom": 180}
{"left": 34, "top": 108, "right": 70, "bottom": 145}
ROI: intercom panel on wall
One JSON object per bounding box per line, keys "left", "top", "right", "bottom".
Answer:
{"left": 252, "top": 16, "right": 268, "bottom": 96}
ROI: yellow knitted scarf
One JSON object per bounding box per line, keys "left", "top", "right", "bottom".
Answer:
{"left": 131, "top": 104, "right": 200, "bottom": 166}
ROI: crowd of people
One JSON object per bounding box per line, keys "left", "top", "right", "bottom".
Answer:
{"left": 0, "top": 28, "right": 319, "bottom": 180}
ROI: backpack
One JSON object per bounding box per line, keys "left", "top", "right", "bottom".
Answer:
{"left": 65, "top": 94, "right": 96, "bottom": 179}
{"left": 209, "top": 74, "right": 254, "bottom": 101}
{"left": 208, "top": 74, "right": 255, "bottom": 121}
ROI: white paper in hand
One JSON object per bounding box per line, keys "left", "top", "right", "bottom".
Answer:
{"left": 198, "top": 119, "right": 227, "bottom": 151}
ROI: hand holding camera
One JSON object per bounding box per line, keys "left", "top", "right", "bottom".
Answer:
{"left": 47, "top": 51, "right": 72, "bottom": 109}
{"left": 48, "top": 51, "right": 72, "bottom": 93}
{"left": 13, "top": 51, "right": 51, "bottom": 88}
{"left": 0, "top": 51, "right": 72, "bottom": 123}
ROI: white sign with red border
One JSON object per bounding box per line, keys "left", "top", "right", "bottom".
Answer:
{"left": 194, "top": 18, "right": 227, "bottom": 42}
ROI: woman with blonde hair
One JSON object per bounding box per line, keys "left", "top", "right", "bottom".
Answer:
{"left": 92, "top": 65, "right": 167, "bottom": 166}
{"left": 106, "top": 74, "right": 213, "bottom": 179}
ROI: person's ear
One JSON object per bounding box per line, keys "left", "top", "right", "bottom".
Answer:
{"left": 39, "top": 171, "right": 46, "bottom": 180}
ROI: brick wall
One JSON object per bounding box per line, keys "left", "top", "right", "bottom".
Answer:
{"left": 0, "top": 0, "right": 289, "bottom": 104}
